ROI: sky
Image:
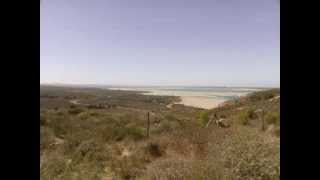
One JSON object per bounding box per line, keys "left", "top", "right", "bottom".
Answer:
{"left": 40, "top": 0, "right": 280, "bottom": 87}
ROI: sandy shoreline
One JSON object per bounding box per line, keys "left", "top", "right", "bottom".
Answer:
{"left": 175, "top": 96, "right": 226, "bottom": 109}
{"left": 108, "top": 87, "right": 260, "bottom": 110}
{"left": 141, "top": 90, "right": 246, "bottom": 109}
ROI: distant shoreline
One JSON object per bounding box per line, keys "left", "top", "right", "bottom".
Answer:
{"left": 107, "top": 87, "right": 264, "bottom": 109}
{"left": 40, "top": 84, "right": 267, "bottom": 109}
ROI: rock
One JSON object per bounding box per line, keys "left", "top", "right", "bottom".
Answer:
{"left": 216, "top": 118, "right": 230, "bottom": 128}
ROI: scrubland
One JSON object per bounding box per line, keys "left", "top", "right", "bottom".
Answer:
{"left": 40, "top": 86, "right": 280, "bottom": 180}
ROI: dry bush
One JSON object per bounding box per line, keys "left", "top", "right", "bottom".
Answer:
{"left": 210, "top": 127, "right": 280, "bottom": 180}
{"left": 40, "top": 126, "right": 55, "bottom": 149}
{"left": 40, "top": 152, "right": 67, "bottom": 180}
{"left": 274, "top": 126, "right": 280, "bottom": 137}
{"left": 110, "top": 146, "right": 148, "bottom": 180}
{"left": 141, "top": 158, "right": 224, "bottom": 180}
{"left": 152, "top": 119, "right": 180, "bottom": 134}
{"left": 142, "top": 158, "right": 195, "bottom": 180}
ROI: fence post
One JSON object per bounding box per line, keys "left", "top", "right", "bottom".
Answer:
{"left": 147, "top": 112, "right": 150, "bottom": 138}
{"left": 261, "top": 109, "right": 265, "bottom": 131}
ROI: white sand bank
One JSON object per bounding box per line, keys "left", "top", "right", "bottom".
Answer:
{"left": 108, "top": 87, "right": 261, "bottom": 109}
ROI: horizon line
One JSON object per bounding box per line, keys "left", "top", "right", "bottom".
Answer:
{"left": 40, "top": 82, "right": 280, "bottom": 89}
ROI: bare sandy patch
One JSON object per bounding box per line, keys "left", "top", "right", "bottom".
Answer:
{"left": 174, "top": 96, "right": 226, "bottom": 109}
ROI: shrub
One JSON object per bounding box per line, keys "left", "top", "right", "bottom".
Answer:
{"left": 247, "top": 109, "right": 257, "bottom": 119}
{"left": 68, "top": 108, "right": 84, "bottom": 115}
{"left": 145, "top": 142, "right": 163, "bottom": 157}
{"left": 111, "top": 152, "right": 145, "bottom": 179}
{"left": 78, "top": 111, "right": 91, "bottom": 120}
{"left": 199, "top": 110, "right": 210, "bottom": 126}
{"left": 153, "top": 119, "right": 180, "bottom": 134}
{"left": 40, "top": 115, "right": 47, "bottom": 126}
{"left": 238, "top": 111, "right": 250, "bottom": 125}
{"left": 274, "top": 127, "right": 280, "bottom": 137}
{"left": 40, "top": 126, "right": 55, "bottom": 149}
{"left": 164, "top": 114, "right": 178, "bottom": 121}
{"left": 100, "top": 125, "right": 145, "bottom": 142}
{"left": 127, "top": 127, "right": 145, "bottom": 141}
{"left": 212, "top": 127, "right": 280, "bottom": 180}
{"left": 265, "top": 111, "right": 280, "bottom": 126}
{"left": 142, "top": 158, "right": 221, "bottom": 180}
{"left": 69, "top": 104, "right": 77, "bottom": 109}
{"left": 238, "top": 109, "right": 257, "bottom": 125}
{"left": 111, "top": 127, "right": 128, "bottom": 141}
{"left": 88, "top": 111, "right": 100, "bottom": 117}
{"left": 40, "top": 154, "right": 67, "bottom": 179}
{"left": 142, "top": 158, "right": 194, "bottom": 179}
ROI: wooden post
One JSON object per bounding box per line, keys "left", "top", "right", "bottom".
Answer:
{"left": 261, "top": 109, "right": 265, "bottom": 131}
{"left": 147, "top": 112, "right": 150, "bottom": 138}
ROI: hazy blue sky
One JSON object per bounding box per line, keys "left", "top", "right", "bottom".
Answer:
{"left": 41, "top": 0, "right": 279, "bottom": 87}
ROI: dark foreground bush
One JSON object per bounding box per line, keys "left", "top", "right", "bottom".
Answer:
{"left": 145, "top": 142, "right": 163, "bottom": 157}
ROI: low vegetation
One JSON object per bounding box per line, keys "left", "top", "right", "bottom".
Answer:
{"left": 198, "top": 110, "right": 210, "bottom": 126}
{"left": 40, "top": 86, "right": 280, "bottom": 180}
{"left": 265, "top": 111, "right": 280, "bottom": 126}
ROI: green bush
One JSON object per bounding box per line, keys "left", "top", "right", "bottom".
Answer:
{"left": 76, "top": 111, "right": 101, "bottom": 121}
{"left": 238, "top": 111, "right": 250, "bottom": 125}
{"left": 238, "top": 109, "right": 257, "bottom": 125}
{"left": 100, "top": 125, "right": 145, "bottom": 142}
{"left": 265, "top": 112, "right": 280, "bottom": 126}
{"left": 198, "top": 110, "right": 210, "bottom": 126}
{"left": 127, "top": 127, "right": 145, "bottom": 141}
{"left": 112, "top": 127, "right": 128, "bottom": 141}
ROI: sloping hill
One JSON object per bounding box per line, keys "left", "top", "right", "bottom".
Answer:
{"left": 40, "top": 87, "right": 280, "bottom": 180}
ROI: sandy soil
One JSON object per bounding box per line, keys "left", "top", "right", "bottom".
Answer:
{"left": 141, "top": 90, "right": 243, "bottom": 109}
{"left": 175, "top": 96, "right": 226, "bottom": 109}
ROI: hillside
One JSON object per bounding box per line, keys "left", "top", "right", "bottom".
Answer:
{"left": 40, "top": 86, "right": 280, "bottom": 180}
